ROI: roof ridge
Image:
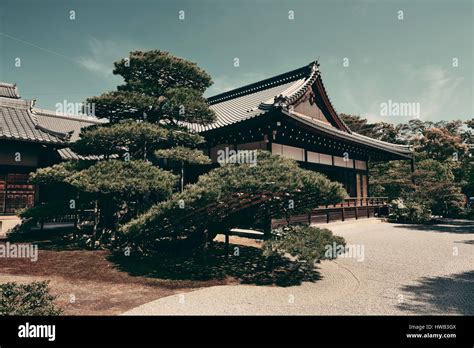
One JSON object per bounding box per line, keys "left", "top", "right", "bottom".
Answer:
{"left": 207, "top": 61, "right": 317, "bottom": 105}
{"left": 26, "top": 104, "right": 70, "bottom": 142}
{"left": 34, "top": 123, "right": 71, "bottom": 141}
{"left": 0, "top": 82, "right": 17, "bottom": 87}
{"left": 32, "top": 107, "right": 105, "bottom": 124}
{"left": 272, "top": 63, "right": 320, "bottom": 108}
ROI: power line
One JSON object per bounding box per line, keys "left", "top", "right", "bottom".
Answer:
{"left": 0, "top": 32, "right": 81, "bottom": 65}
{"left": 22, "top": 92, "right": 101, "bottom": 96}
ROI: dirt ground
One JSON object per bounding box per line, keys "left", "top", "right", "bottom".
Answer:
{"left": 0, "top": 247, "right": 228, "bottom": 315}
{"left": 0, "top": 229, "right": 251, "bottom": 315}
{"left": 0, "top": 229, "right": 314, "bottom": 315}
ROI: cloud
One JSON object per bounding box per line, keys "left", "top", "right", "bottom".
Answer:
{"left": 334, "top": 63, "right": 465, "bottom": 123}
{"left": 411, "top": 65, "right": 464, "bottom": 119}
{"left": 331, "top": 68, "right": 381, "bottom": 122}
{"left": 76, "top": 38, "right": 129, "bottom": 80}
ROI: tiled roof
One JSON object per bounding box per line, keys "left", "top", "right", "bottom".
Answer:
{"left": 57, "top": 147, "right": 113, "bottom": 161}
{"left": 0, "top": 82, "right": 20, "bottom": 99}
{"left": 191, "top": 61, "right": 412, "bottom": 158}
{"left": 33, "top": 108, "right": 106, "bottom": 142}
{"left": 0, "top": 81, "right": 107, "bottom": 155}
{"left": 0, "top": 97, "right": 66, "bottom": 144}
{"left": 189, "top": 62, "right": 320, "bottom": 132}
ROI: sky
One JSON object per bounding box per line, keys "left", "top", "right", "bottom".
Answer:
{"left": 0, "top": 0, "right": 472, "bottom": 123}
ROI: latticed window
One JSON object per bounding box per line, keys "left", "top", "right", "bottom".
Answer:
{"left": 0, "top": 173, "right": 35, "bottom": 214}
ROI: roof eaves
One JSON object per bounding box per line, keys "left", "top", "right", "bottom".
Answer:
{"left": 283, "top": 109, "right": 412, "bottom": 158}
{"left": 57, "top": 147, "right": 119, "bottom": 161}
{"left": 0, "top": 133, "right": 65, "bottom": 145}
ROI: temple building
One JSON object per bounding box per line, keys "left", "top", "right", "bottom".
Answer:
{"left": 193, "top": 61, "right": 412, "bottom": 200}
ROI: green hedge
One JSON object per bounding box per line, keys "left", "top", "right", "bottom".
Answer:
{"left": 0, "top": 281, "right": 62, "bottom": 316}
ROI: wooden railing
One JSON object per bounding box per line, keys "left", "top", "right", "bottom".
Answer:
{"left": 38, "top": 209, "right": 97, "bottom": 230}
{"left": 35, "top": 196, "right": 390, "bottom": 232}
{"left": 317, "top": 197, "right": 389, "bottom": 209}
{"left": 272, "top": 197, "right": 389, "bottom": 228}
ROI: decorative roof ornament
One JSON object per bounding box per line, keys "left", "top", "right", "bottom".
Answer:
{"left": 0, "top": 82, "right": 21, "bottom": 99}
{"left": 273, "top": 94, "right": 287, "bottom": 108}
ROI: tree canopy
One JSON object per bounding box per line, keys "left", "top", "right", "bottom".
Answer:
{"left": 86, "top": 50, "right": 215, "bottom": 124}
{"left": 121, "top": 151, "right": 347, "bottom": 250}
{"left": 342, "top": 114, "right": 473, "bottom": 218}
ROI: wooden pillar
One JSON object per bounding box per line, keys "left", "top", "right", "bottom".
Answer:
{"left": 366, "top": 156, "right": 371, "bottom": 197}
{"left": 180, "top": 161, "right": 184, "bottom": 192}
{"left": 265, "top": 132, "right": 272, "bottom": 152}
{"left": 224, "top": 230, "right": 230, "bottom": 258}
{"left": 263, "top": 213, "right": 272, "bottom": 240}
{"left": 410, "top": 158, "right": 415, "bottom": 184}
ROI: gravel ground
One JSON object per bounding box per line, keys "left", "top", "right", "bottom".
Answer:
{"left": 123, "top": 219, "right": 474, "bottom": 315}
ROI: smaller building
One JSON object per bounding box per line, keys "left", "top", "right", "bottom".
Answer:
{"left": 0, "top": 82, "right": 104, "bottom": 215}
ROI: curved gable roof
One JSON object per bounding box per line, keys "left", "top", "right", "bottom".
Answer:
{"left": 190, "top": 62, "right": 412, "bottom": 159}
{"left": 191, "top": 61, "right": 350, "bottom": 133}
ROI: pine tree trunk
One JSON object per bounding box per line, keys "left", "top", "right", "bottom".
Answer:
{"left": 93, "top": 199, "right": 99, "bottom": 236}
{"left": 180, "top": 161, "right": 184, "bottom": 192}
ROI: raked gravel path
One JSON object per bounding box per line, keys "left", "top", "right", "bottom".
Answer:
{"left": 123, "top": 219, "right": 474, "bottom": 315}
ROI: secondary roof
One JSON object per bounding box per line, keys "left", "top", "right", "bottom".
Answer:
{"left": 0, "top": 82, "right": 106, "bottom": 161}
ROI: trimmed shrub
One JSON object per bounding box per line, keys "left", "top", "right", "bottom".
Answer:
{"left": 388, "top": 199, "right": 432, "bottom": 224}
{"left": 0, "top": 281, "right": 62, "bottom": 316}
{"left": 262, "top": 226, "right": 346, "bottom": 270}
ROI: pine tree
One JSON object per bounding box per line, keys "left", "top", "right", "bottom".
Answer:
{"left": 27, "top": 50, "right": 215, "bottom": 236}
